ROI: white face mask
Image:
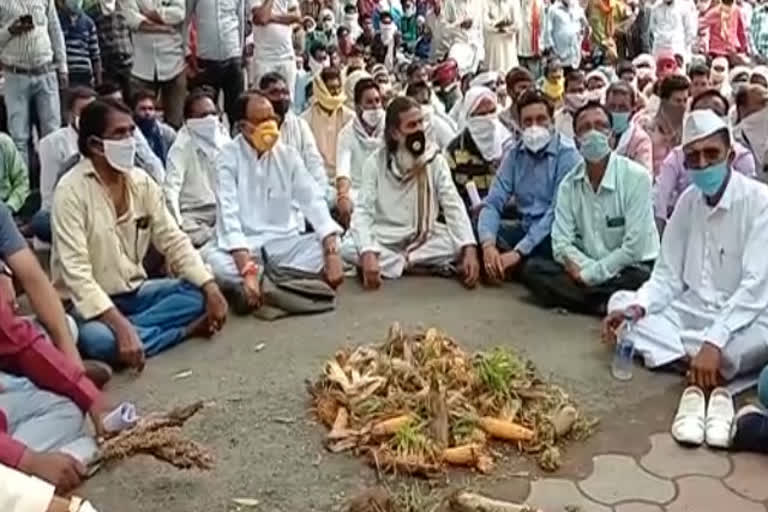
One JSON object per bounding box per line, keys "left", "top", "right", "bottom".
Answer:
{"left": 381, "top": 23, "right": 397, "bottom": 44}
{"left": 102, "top": 137, "right": 136, "bottom": 173}
{"left": 187, "top": 115, "right": 220, "bottom": 143}
{"left": 309, "top": 57, "right": 330, "bottom": 74}
{"left": 521, "top": 125, "right": 552, "bottom": 153}
{"left": 467, "top": 114, "right": 503, "bottom": 161}
{"left": 361, "top": 107, "right": 385, "bottom": 127}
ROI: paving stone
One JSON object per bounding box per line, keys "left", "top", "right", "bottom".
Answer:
{"left": 724, "top": 452, "right": 768, "bottom": 501}
{"left": 526, "top": 478, "right": 611, "bottom": 512}
{"left": 668, "top": 476, "right": 765, "bottom": 512}
{"left": 578, "top": 454, "right": 675, "bottom": 505}
{"left": 639, "top": 432, "right": 731, "bottom": 478}
{"left": 615, "top": 504, "right": 664, "bottom": 512}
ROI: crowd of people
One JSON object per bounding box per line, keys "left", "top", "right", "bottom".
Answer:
{"left": 5, "top": 0, "right": 768, "bottom": 509}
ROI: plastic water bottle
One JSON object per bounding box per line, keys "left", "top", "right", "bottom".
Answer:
{"left": 611, "top": 315, "right": 635, "bottom": 381}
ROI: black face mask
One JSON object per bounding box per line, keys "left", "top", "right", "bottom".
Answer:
{"left": 271, "top": 99, "right": 291, "bottom": 119}
{"left": 404, "top": 130, "right": 426, "bottom": 157}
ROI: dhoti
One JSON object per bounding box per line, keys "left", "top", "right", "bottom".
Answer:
{"left": 609, "top": 290, "right": 768, "bottom": 380}
{"left": 342, "top": 223, "right": 461, "bottom": 279}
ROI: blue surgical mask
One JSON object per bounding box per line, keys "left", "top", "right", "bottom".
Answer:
{"left": 611, "top": 112, "right": 630, "bottom": 135}
{"left": 689, "top": 160, "right": 729, "bottom": 196}
{"left": 578, "top": 130, "right": 612, "bottom": 162}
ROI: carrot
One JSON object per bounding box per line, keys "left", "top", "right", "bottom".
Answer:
{"left": 478, "top": 417, "right": 534, "bottom": 442}
{"left": 371, "top": 415, "right": 412, "bottom": 437}
{"left": 442, "top": 444, "right": 482, "bottom": 466}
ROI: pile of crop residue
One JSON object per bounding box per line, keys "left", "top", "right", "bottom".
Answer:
{"left": 307, "top": 323, "right": 598, "bottom": 475}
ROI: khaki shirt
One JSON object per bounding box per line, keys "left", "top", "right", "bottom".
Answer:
{"left": 51, "top": 159, "right": 212, "bottom": 320}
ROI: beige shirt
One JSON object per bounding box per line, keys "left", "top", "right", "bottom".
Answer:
{"left": 51, "top": 159, "right": 212, "bottom": 320}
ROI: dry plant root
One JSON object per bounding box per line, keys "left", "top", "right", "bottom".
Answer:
{"left": 478, "top": 417, "right": 535, "bottom": 442}
{"left": 450, "top": 491, "right": 541, "bottom": 512}
{"left": 98, "top": 401, "right": 214, "bottom": 470}
{"left": 371, "top": 415, "right": 413, "bottom": 437}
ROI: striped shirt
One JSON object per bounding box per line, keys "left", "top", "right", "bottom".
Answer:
{"left": 0, "top": 0, "right": 68, "bottom": 72}
{"left": 58, "top": 10, "right": 100, "bottom": 76}
{"left": 85, "top": 5, "right": 133, "bottom": 71}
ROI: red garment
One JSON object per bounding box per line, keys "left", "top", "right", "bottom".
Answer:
{"left": 358, "top": 0, "right": 377, "bottom": 18}
{"left": 0, "top": 299, "right": 101, "bottom": 468}
{"left": 702, "top": 5, "right": 747, "bottom": 56}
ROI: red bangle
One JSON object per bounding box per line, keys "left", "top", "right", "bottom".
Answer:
{"left": 240, "top": 261, "right": 259, "bottom": 277}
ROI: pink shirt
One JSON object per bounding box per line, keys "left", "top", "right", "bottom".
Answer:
{"left": 701, "top": 6, "right": 747, "bottom": 56}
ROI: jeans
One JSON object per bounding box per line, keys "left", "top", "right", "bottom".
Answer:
{"left": 130, "top": 71, "right": 187, "bottom": 129}
{"left": 74, "top": 279, "right": 205, "bottom": 364}
{"left": 4, "top": 71, "right": 61, "bottom": 166}
{"left": 192, "top": 58, "right": 244, "bottom": 129}
{"left": 29, "top": 209, "right": 51, "bottom": 243}
{"left": 496, "top": 222, "right": 553, "bottom": 260}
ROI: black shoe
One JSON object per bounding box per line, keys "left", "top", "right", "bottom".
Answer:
{"left": 731, "top": 405, "right": 768, "bottom": 453}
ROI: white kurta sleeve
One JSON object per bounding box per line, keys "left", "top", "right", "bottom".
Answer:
{"left": 336, "top": 127, "right": 353, "bottom": 182}
{"left": 291, "top": 153, "right": 342, "bottom": 241}
{"left": 0, "top": 463, "right": 55, "bottom": 512}
{"left": 214, "top": 143, "right": 248, "bottom": 251}
{"left": 433, "top": 155, "right": 476, "bottom": 248}
{"left": 350, "top": 153, "right": 381, "bottom": 254}
{"left": 298, "top": 118, "right": 332, "bottom": 201}
{"left": 634, "top": 191, "right": 688, "bottom": 314}
{"left": 703, "top": 205, "right": 768, "bottom": 348}
{"left": 163, "top": 140, "right": 187, "bottom": 224}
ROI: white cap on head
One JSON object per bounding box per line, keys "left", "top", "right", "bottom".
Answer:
{"left": 682, "top": 109, "right": 727, "bottom": 146}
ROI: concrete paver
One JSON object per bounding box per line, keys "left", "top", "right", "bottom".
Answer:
{"left": 667, "top": 476, "right": 766, "bottom": 512}
{"left": 724, "top": 452, "right": 768, "bottom": 501}
{"left": 526, "top": 478, "right": 610, "bottom": 512}
{"left": 578, "top": 454, "right": 675, "bottom": 505}
{"left": 639, "top": 432, "right": 731, "bottom": 478}
{"left": 614, "top": 503, "right": 665, "bottom": 512}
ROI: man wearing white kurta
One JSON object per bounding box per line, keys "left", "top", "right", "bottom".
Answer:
{"left": 342, "top": 97, "right": 480, "bottom": 289}
{"left": 164, "top": 91, "right": 230, "bottom": 248}
{"left": 205, "top": 93, "right": 343, "bottom": 309}
{"left": 605, "top": 110, "right": 768, "bottom": 386}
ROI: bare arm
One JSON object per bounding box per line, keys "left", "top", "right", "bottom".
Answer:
{"left": 231, "top": 249, "right": 252, "bottom": 274}
{"left": 252, "top": 0, "right": 276, "bottom": 25}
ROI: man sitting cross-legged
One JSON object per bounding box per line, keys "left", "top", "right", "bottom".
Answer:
{"left": 603, "top": 110, "right": 768, "bottom": 391}
{"left": 164, "top": 88, "right": 230, "bottom": 248}
{"left": 204, "top": 92, "right": 344, "bottom": 313}
{"left": 51, "top": 99, "right": 228, "bottom": 370}
{"left": 477, "top": 89, "right": 582, "bottom": 283}
{"left": 341, "top": 96, "right": 480, "bottom": 290}
{"left": 521, "top": 102, "right": 659, "bottom": 316}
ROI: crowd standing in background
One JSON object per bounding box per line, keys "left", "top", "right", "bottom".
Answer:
{"left": 7, "top": 0, "right": 768, "bottom": 509}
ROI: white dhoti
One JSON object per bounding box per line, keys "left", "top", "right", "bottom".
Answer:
{"left": 342, "top": 223, "right": 460, "bottom": 279}
{"left": 205, "top": 234, "right": 326, "bottom": 289}
{"left": 0, "top": 373, "right": 97, "bottom": 465}
{"left": 609, "top": 290, "right": 768, "bottom": 380}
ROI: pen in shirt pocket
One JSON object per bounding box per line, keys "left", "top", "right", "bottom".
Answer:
{"left": 720, "top": 248, "right": 725, "bottom": 265}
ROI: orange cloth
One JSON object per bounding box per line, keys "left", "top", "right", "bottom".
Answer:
{"left": 531, "top": 0, "right": 541, "bottom": 55}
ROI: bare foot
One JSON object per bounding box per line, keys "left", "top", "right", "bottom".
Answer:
{"left": 184, "top": 314, "right": 213, "bottom": 339}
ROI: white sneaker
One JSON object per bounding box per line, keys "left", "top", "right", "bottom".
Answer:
{"left": 705, "top": 387, "right": 735, "bottom": 449}
{"left": 672, "top": 386, "right": 706, "bottom": 446}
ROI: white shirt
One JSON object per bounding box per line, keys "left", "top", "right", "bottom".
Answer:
{"left": 279, "top": 112, "right": 332, "bottom": 203}
{"left": 215, "top": 136, "right": 340, "bottom": 251}
{"left": 336, "top": 120, "right": 384, "bottom": 202}
{"left": 518, "top": 0, "right": 548, "bottom": 57}
{"left": 188, "top": 0, "right": 246, "bottom": 61}
{"left": 121, "top": 0, "right": 186, "bottom": 81}
{"left": 634, "top": 171, "right": 768, "bottom": 349}
{"left": 351, "top": 148, "right": 476, "bottom": 253}
{"left": 0, "top": 463, "right": 55, "bottom": 512}
{"left": 164, "top": 124, "right": 228, "bottom": 223}
{"left": 649, "top": 0, "right": 696, "bottom": 58}
{"left": 38, "top": 125, "right": 77, "bottom": 210}
{"left": 547, "top": 1, "right": 584, "bottom": 70}
{"left": 0, "top": 0, "right": 67, "bottom": 72}
{"left": 250, "top": 0, "right": 298, "bottom": 62}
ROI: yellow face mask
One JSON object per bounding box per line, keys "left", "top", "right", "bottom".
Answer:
{"left": 247, "top": 120, "right": 280, "bottom": 152}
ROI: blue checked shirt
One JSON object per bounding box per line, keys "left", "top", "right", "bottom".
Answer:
{"left": 752, "top": 5, "right": 768, "bottom": 59}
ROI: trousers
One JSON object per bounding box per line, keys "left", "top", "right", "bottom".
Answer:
{"left": 74, "top": 279, "right": 205, "bottom": 364}
{"left": 130, "top": 72, "right": 187, "bottom": 129}
{"left": 4, "top": 71, "right": 61, "bottom": 166}
{"left": 191, "top": 58, "right": 244, "bottom": 129}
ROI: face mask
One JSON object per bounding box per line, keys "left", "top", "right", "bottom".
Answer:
{"left": 187, "top": 115, "right": 220, "bottom": 144}
{"left": 405, "top": 5, "right": 417, "bottom": 16}
{"left": 247, "top": 120, "right": 280, "bottom": 153}
{"left": 323, "top": 20, "right": 334, "bottom": 31}
{"left": 467, "top": 114, "right": 502, "bottom": 160}
{"left": 66, "top": 0, "right": 84, "bottom": 10}
{"left": 586, "top": 88, "right": 606, "bottom": 103}
{"left": 309, "top": 57, "right": 329, "bottom": 74}
{"left": 564, "top": 92, "right": 588, "bottom": 112}
{"left": 578, "top": 130, "right": 612, "bottom": 162}
{"left": 611, "top": 112, "right": 631, "bottom": 135}
{"left": 381, "top": 23, "right": 397, "bottom": 44}
{"left": 270, "top": 98, "right": 291, "bottom": 118}
{"left": 689, "top": 160, "right": 729, "bottom": 196}
{"left": 404, "top": 130, "right": 426, "bottom": 157}
{"left": 522, "top": 125, "right": 552, "bottom": 153}
{"left": 361, "top": 107, "right": 385, "bottom": 127}
{"left": 101, "top": 138, "right": 136, "bottom": 173}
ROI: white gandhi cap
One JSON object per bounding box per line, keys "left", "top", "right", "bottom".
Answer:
{"left": 682, "top": 110, "right": 728, "bottom": 146}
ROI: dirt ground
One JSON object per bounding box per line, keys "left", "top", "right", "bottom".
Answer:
{"left": 81, "top": 277, "right": 685, "bottom": 512}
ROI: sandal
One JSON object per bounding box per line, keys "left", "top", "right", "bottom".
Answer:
{"left": 671, "top": 386, "right": 706, "bottom": 446}
{"left": 706, "top": 387, "right": 735, "bottom": 449}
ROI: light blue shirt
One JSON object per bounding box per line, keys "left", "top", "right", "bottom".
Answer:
{"left": 552, "top": 153, "right": 660, "bottom": 285}
{"left": 478, "top": 132, "right": 582, "bottom": 255}
{"left": 546, "top": 1, "right": 584, "bottom": 70}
